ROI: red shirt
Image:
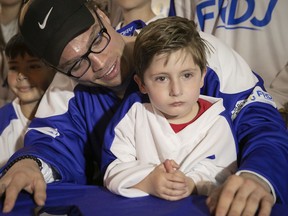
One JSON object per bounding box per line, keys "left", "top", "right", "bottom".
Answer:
{"left": 170, "top": 98, "right": 212, "bottom": 133}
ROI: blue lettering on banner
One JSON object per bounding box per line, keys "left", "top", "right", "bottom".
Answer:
{"left": 196, "top": 0, "right": 278, "bottom": 31}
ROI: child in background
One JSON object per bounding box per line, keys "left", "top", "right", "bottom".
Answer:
{"left": 0, "top": 33, "right": 56, "bottom": 167}
{"left": 0, "top": 0, "right": 22, "bottom": 107}
{"left": 114, "top": 0, "right": 165, "bottom": 36}
{"left": 103, "top": 16, "right": 237, "bottom": 200}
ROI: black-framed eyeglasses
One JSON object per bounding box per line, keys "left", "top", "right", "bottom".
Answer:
{"left": 52, "top": 10, "right": 111, "bottom": 78}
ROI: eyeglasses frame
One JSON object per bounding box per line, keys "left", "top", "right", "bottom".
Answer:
{"left": 48, "top": 9, "right": 111, "bottom": 78}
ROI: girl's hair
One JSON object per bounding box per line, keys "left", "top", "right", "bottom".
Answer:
{"left": 134, "top": 16, "right": 211, "bottom": 82}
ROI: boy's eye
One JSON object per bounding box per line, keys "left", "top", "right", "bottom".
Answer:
{"left": 184, "top": 73, "right": 192, "bottom": 78}
{"left": 181, "top": 72, "right": 194, "bottom": 79}
{"left": 155, "top": 76, "right": 167, "bottom": 82}
{"left": 29, "top": 64, "right": 42, "bottom": 69}
{"left": 8, "top": 66, "right": 18, "bottom": 71}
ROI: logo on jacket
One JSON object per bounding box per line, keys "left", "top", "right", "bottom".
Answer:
{"left": 231, "top": 86, "right": 276, "bottom": 120}
{"left": 27, "top": 127, "right": 60, "bottom": 138}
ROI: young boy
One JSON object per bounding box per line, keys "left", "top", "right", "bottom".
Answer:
{"left": 102, "top": 16, "right": 237, "bottom": 200}
{"left": 0, "top": 33, "right": 56, "bottom": 168}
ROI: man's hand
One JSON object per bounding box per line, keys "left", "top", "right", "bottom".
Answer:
{"left": 206, "top": 173, "right": 274, "bottom": 216}
{"left": 0, "top": 159, "right": 47, "bottom": 213}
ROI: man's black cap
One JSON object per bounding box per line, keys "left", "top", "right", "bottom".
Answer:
{"left": 19, "top": 0, "right": 94, "bottom": 66}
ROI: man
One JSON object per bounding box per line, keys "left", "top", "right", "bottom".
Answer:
{"left": 0, "top": 0, "right": 287, "bottom": 215}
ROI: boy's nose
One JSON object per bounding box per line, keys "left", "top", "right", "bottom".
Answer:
{"left": 169, "top": 80, "right": 183, "bottom": 97}
{"left": 16, "top": 72, "right": 28, "bottom": 81}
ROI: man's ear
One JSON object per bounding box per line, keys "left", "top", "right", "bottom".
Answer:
{"left": 134, "top": 75, "right": 147, "bottom": 94}
{"left": 96, "top": 9, "right": 111, "bottom": 24}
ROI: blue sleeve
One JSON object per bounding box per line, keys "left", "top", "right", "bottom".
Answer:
{"left": 233, "top": 78, "right": 288, "bottom": 204}
{"left": 0, "top": 103, "right": 16, "bottom": 135}
{"left": 2, "top": 84, "right": 120, "bottom": 185}
{"left": 202, "top": 69, "right": 288, "bottom": 204}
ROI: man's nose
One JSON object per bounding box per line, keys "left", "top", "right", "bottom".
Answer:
{"left": 88, "top": 52, "right": 106, "bottom": 72}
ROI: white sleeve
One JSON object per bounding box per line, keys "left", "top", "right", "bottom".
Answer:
{"left": 39, "top": 159, "right": 57, "bottom": 183}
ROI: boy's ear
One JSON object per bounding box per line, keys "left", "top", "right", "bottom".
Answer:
{"left": 96, "top": 9, "right": 111, "bottom": 25}
{"left": 200, "top": 68, "right": 207, "bottom": 88}
{"left": 134, "top": 75, "right": 147, "bottom": 94}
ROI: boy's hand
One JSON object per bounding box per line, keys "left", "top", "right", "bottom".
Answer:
{"left": 163, "top": 159, "right": 179, "bottom": 173}
{"left": 134, "top": 159, "right": 195, "bottom": 200}
{"left": 147, "top": 163, "right": 189, "bottom": 200}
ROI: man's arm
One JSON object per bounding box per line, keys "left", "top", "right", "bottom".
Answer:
{"left": 200, "top": 31, "right": 288, "bottom": 204}
{"left": 0, "top": 73, "right": 112, "bottom": 212}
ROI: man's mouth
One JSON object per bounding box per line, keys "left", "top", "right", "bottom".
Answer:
{"left": 96, "top": 61, "right": 117, "bottom": 80}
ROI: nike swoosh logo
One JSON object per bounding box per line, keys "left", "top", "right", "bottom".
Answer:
{"left": 38, "top": 7, "right": 53, "bottom": 30}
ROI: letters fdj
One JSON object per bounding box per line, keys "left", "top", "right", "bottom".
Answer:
{"left": 196, "top": 0, "right": 277, "bottom": 30}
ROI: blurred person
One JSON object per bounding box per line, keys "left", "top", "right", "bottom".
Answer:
{"left": 0, "top": 0, "right": 21, "bottom": 107}
{"left": 114, "top": 0, "right": 165, "bottom": 36}
{"left": 0, "top": 33, "right": 56, "bottom": 168}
